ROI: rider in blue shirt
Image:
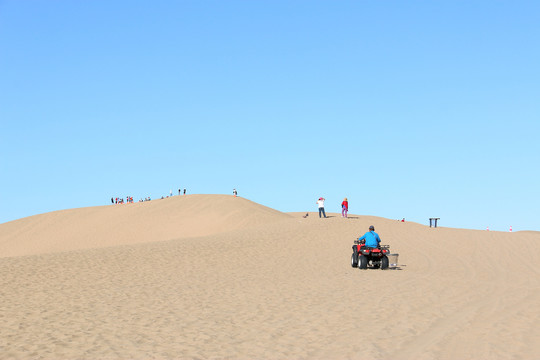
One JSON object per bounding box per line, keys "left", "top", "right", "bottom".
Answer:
{"left": 358, "top": 225, "right": 381, "bottom": 248}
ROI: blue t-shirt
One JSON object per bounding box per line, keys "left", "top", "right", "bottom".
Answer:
{"left": 358, "top": 231, "right": 381, "bottom": 248}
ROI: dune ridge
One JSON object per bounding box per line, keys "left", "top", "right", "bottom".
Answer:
{"left": 0, "top": 194, "right": 291, "bottom": 258}
{"left": 1, "top": 195, "right": 539, "bottom": 359}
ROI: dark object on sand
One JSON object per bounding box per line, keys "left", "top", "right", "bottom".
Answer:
{"left": 429, "top": 218, "right": 440, "bottom": 227}
{"left": 303, "top": 213, "right": 309, "bottom": 218}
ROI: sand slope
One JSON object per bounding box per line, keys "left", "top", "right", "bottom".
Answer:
{"left": 0, "top": 195, "right": 291, "bottom": 258}
{"left": 1, "top": 195, "right": 539, "bottom": 359}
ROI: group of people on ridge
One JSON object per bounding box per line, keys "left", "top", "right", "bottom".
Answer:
{"left": 315, "top": 197, "right": 382, "bottom": 248}
{"left": 315, "top": 197, "right": 349, "bottom": 218}
{"left": 112, "top": 197, "right": 134, "bottom": 204}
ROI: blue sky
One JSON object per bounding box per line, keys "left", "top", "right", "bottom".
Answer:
{"left": 1, "top": 1, "right": 539, "bottom": 231}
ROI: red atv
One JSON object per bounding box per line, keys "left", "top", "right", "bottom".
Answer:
{"left": 351, "top": 239, "right": 390, "bottom": 270}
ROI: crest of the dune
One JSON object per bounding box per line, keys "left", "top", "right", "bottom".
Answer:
{"left": 0, "top": 195, "right": 291, "bottom": 258}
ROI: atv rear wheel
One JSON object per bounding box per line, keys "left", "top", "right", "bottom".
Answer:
{"left": 358, "top": 255, "right": 368, "bottom": 269}
{"left": 381, "top": 255, "right": 389, "bottom": 270}
{"left": 351, "top": 252, "right": 358, "bottom": 268}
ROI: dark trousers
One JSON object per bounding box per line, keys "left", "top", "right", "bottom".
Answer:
{"left": 318, "top": 207, "right": 326, "bottom": 218}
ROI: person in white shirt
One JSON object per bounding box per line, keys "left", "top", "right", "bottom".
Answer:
{"left": 317, "top": 197, "right": 327, "bottom": 218}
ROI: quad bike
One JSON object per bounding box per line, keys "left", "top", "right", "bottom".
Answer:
{"left": 351, "top": 239, "right": 390, "bottom": 270}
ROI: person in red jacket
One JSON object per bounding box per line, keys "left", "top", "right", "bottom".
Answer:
{"left": 341, "top": 198, "right": 349, "bottom": 218}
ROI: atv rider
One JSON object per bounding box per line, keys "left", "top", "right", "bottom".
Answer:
{"left": 358, "top": 225, "right": 381, "bottom": 249}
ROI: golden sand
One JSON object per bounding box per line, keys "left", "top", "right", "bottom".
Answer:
{"left": 1, "top": 195, "right": 539, "bottom": 359}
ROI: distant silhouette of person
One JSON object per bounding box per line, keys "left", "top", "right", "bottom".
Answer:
{"left": 183, "top": 188, "right": 186, "bottom": 195}
{"left": 233, "top": 189, "right": 237, "bottom": 197}
{"left": 111, "top": 197, "right": 114, "bottom": 204}
{"left": 178, "top": 188, "right": 181, "bottom": 195}
{"left": 317, "top": 197, "right": 326, "bottom": 218}
{"left": 341, "top": 198, "right": 348, "bottom": 218}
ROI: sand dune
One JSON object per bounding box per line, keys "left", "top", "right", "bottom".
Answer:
{"left": 0, "top": 195, "right": 291, "bottom": 258}
{"left": 1, "top": 195, "right": 539, "bottom": 359}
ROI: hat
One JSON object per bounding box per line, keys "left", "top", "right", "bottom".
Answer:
{"left": 369, "top": 225, "right": 375, "bottom": 230}
{"left": 319, "top": 197, "right": 323, "bottom": 200}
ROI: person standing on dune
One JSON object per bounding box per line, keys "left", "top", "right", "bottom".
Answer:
{"left": 341, "top": 198, "right": 348, "bottom": 218}
{"left": 317, "top": 197, "right": 327, "bottom": 218}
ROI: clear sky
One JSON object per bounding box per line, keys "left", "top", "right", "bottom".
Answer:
{"left": 1, "top": 1, "right": 539, "bottom": 231}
